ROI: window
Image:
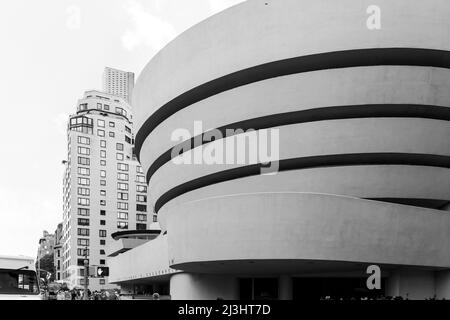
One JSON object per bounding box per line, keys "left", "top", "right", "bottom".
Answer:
{"left": 77, "top": 248, "right": 89, "bottom": 257}
{"left": 104, "top": 104, "right": 110, "bottom": 111}
{"left": 78, "top": 147, "right": 90, "bottom": 155}
{"left": 118, "top": 173, "right": 128, "bottom": 181}
{"left": 78, "top": 198, "right": 90, "bottom": 206}
{"left": 136, "top": 175, "right": 146, "bottom": 183}
{"left": 136, "top": 223, "right": 147, "bottom": 231}
{"left": 136, "top": 195, "right": 147, "bottom": 202}
{"left": 100, "top": 240, "right": 106, "bottom": 245}
{"left": 99, "top": 279, "right": 105, "bottom": 285}
{"left": 117, "top": 192, "right": 128, "bottom": 201}
{"left": 116, "top": 143, "right": 124, "bottom": 151}
{"left": 100, "top": 250, "right": 105, "bottom": 255}
{"left": 78, "top": 136, "right": 90, "bottom": 145}
{"left": 100, "top": 259, "right": 106, "bottom": 265}
{"left": 78, "top": 157, "right": 90, "bottom": 166}
{"left": 99, "top": 230, "right": 107, "bottom": 238}
{"left": 78, "top": 167, "right": 90, "bottom": 176}
{"left": 100, "top": 180, "right": 106, "bottom": 186}
{"left": 78, "top": 177, "right": 90, "bottom": 186}
{"left": 77, "top": 238, "right": 89, "bottom": 246}
{"left": 97, "top": 103, "right": 102, "bottom": 110}
{"left": 100, "top": 200, "right": 106, "bottom": 206}
{"left": 97, "top": 119, "right": 105, "bottom": 128}
{"left": 136, "top": 204, "right": 147, "bottom": 212}
{"left": 136, "top": 166, "right": 144, "bottom": 174}
{"left": 100, "top": 170, "right": 106, "bottom": 178}
{"left": 100, "top": 160, "right": 106, "bottom": 166}
{"left": 100, "top": 140, "right": 106, "bottom": 148}
{"left": 136, "top": 214, "right": 147, "bottom": 222}
{"left": 125, "top": 136, "right": 132, "bottom": 144}
{"left": 100, "top": 190, "right": 106, "bottom": 196}
{"left": 116, "top": 153, "right": 124, "bottom": 161}
{"left": 125, "top": 126, "right": 131, "bottom": 134}
{"left": 70, "top": 116, "right": 93, "bottom": 133}
{"left": 109, "top": 121, "right": 115, "bottom": 128}
{"left": 153, "top": 215, "right": 158, "bottom": 223}
{"left": 97, "top": 129, "right": 105, "bottom": 137}
{"left": 100, "top": 220, "right": 106, "bottom": 226}
{"left": 78, "top": 218, "right": 89, "bottom": 226}
{"left": 117, "top": 222, "right": 128, "bottom": 230}
{"left": 77, "top": 187, "right": 90, "bottom": 196}
{"left": 78, "top": 208, "right": 90, "bottom": 216}
{"left": 78, "top": 228, "right": 89, "bottom": 236}
{"left": 117, "top": 212, "right": 128, "bottom": 220}
{"left": 117, "top": 163, "right": 129, "bottom": 171}
{"left": 117, "top": 202, "right": 128, "bottom": 210}
{"left": 100, "top": 210, "right": 106, "bottom": 216}
{"left": 100, "top": 150, "right": 106, "bottom": 158}
{"left": 136, "top": 185, "right": 147, "bottom": 193}
{"left": 117, "top": 183, "right": 128, "bottom": 191}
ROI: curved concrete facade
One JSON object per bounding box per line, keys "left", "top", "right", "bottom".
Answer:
{"left": 129, "top": 0, "right": 450, "bottom": 299}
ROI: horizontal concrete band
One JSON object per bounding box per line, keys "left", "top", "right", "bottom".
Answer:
{"left": 154, "top": 153, "right": 450, "bottom": 212}
{"left": 164, "top": 193, "right": 450, "bottom": 270}
{"left": 135, "top": 47, "right": 450, "bottom": 160}
{"left": 145, "top": 104, "right": 450, "bottom": 183}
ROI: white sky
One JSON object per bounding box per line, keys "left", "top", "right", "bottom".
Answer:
{"left": 0, "top": 0, "right": 244, "bottom": 257}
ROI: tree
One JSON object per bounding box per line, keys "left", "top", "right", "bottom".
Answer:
{"left": 35, "top": 254, "right": 56, "bottom": 283}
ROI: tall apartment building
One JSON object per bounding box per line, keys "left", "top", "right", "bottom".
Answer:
{"left": 61, "top": 90, "right": 152, "bottom": 290}
{"left": 102, "top": 67, "right": 135, "bottom": 104}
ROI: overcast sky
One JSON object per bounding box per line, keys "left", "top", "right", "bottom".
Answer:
{"left": 0, "top": 0, "right": 244, "bottom": 258}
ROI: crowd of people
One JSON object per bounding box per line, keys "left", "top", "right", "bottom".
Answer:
{"left": 50, "top": 287, "right": 121, "bottom": 300}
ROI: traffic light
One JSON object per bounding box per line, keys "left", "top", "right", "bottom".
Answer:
{"left": 96, "top": 266, "right": 109, "bottom": 277}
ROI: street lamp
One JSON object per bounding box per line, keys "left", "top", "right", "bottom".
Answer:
{"left": 83, "top": 246, "right": 89, "bottom": 300}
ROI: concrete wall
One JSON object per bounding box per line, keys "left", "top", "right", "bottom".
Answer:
{"left": 170, "top": 273, "right": 239, "bottom": 300}
{"left": 108, "top": 235, "right": 178, "bottom": 284}
{"left": 162, "top": 193, "right": 450, "bottom": 270}
{"left": 133, "top": 0, "right": 450, "bottom": 131}
{"left": 141, "top": 66, "right": 450, "bottom": 174}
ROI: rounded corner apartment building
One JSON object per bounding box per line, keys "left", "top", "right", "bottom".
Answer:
{"left": 109, "top": 0, "right": 450, "bottom": 300}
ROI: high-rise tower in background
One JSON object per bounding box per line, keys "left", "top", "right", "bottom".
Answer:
{"left": 102, "top": 67, "right": 135, "bottom": 104}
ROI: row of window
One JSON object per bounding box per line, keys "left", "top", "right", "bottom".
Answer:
{"left": 77, "top": 229, "right": 107, "bottom": 237}
{"left": 78, "top": 143, "right": 124, "bottom": 155}
{"left": 79, "top": 102, "right": 127, "bottom": 119}
{"left": 78, "top": 158, "right": 145, "bottom": 175}
{"left": 77, "top": 207, "right": 158, "bottom": 222}
{"left": 78, "top": 223, "right": 146, "bottom": 236}
{"left": 78, "top": 188, "right": 146, "bottom": 202}
{"left": 76, "top": 247, "right": 106, "bottom": 256}
{"left": 78, "top": 215, "right": 147, "bottom": 226}
{"left": 77, "top": 177, "right": 146, "bottom": 192}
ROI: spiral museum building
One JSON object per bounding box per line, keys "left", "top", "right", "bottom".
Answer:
{"left": 107, "top": 0, "right": 450, "bottom": 299}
